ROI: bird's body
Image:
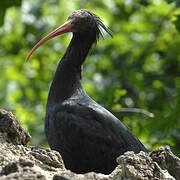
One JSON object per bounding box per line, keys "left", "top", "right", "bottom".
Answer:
{"left": 26, "top": 9, "right": 147, "bottom": 174}
{"left": 45, "top": 89, "right": 147, "bottom": 174}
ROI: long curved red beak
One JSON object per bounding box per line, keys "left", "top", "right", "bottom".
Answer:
{"left": 26, "top": 20, "right": 72, "bottom": 62}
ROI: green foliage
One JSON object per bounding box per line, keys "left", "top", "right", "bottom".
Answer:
{"left": 0, "top": 0, "right": 21, "bottom": 26}
{"left": 0, "top": 0, "right": 180, "bottom": 155}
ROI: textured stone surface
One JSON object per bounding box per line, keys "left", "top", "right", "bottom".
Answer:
{"left": 115, "top": 151, "right": 175, "bottom": 180}
{"left": 53, "top": 171, "right": 109, "bottom": 180}
{"left": 0, "top": 109, "right": 31, "bottom": 145}
{"left": 0, "top": 159, "right": 46, "bottom": 180}
{"left": 0, "top": 109, "right": 179, "bottom": 180}
{"left": 150, "top": 146, "right": 180, "bottom": 180}
{"left": 0, "top": 109, "right": 64, "bottom": 179}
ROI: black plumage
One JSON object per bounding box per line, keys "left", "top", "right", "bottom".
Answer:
{"left": 26, "top": 9, "right": 147, "bottom": 174}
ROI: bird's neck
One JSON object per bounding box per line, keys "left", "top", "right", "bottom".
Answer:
{"left": 47, "top": 33, "right": 96, "bottom": 106}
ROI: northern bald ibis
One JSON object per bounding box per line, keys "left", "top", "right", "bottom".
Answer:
{"left": 26, "top": 9, "right": 147, "bottom": 174}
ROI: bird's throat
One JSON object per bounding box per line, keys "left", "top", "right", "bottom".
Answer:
{"left": 47, "top": 33, "right": 96, "bottom": 106}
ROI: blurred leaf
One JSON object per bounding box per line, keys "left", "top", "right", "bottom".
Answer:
{"left": 174, "top": 14, "right": 180, "bottom": 32}
{"left": 0, "top": 0, "right": 21, "bottom": 26}
{"left": 167, "top": 0, "right": 180, "bottom": 7}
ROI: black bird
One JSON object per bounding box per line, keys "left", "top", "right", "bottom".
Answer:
{"left": 26, "top": 9, "right": 147, "bottom": 174}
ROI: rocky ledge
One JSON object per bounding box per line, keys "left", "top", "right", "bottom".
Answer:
{"left": 0, "top": 109, "right": 179, "bottom": 180}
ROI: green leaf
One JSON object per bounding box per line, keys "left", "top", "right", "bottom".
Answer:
{"left": 0, "top": 0, "right": 21, "bottom": 26}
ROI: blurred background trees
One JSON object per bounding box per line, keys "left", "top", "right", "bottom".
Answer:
{"left": 0, "top": 0, "right": 180, "bottom": 156}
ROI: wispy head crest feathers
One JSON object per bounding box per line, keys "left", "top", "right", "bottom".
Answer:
{"left": 87, "top": 10, "right": 113, "bottom": 39}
